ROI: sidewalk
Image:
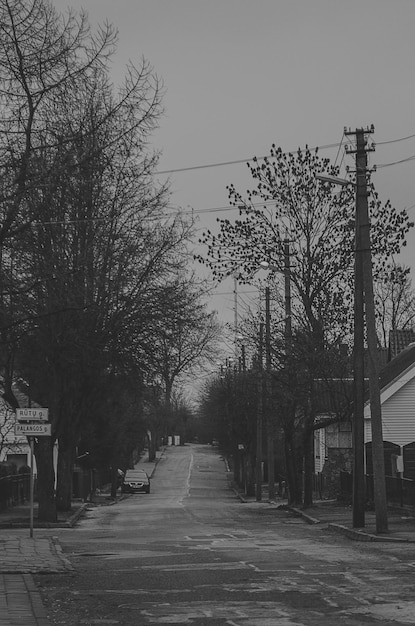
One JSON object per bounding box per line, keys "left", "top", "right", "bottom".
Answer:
{"left": 0, "top": 447, "right": 163, "bottom": 529}
{"left": 233, "top": 482, "right": 415, "bottom": 543}
{"left": 0, "top": 447, "right": 164, "bottom": 625}
{"left": 133, "top": 446, "right": 164, "bottom": 478}
{"left": 289, "top": 500, "right": 415, "bottom": 543}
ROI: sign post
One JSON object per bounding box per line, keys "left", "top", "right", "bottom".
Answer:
{"left": 16, "top": 408, "right": 48, "bottom": 422}
{"left": 15, "top": 423, "right": 51, "bottom": 436}
{"left": 15, "top": 408, "right": 50, "bottom": 538}
{"left": 29, "top": 437, "right": 34, "bottom": 538}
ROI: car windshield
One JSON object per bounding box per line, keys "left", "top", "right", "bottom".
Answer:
{"left": 125, "top": 470, "right": 147, "bottom": 479}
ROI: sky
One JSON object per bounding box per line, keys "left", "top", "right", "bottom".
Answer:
{"left": 53, "top": 0, "right": 415, "bottom": 344}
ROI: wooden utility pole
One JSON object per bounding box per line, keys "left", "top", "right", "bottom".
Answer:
{"left": 348, "top": 131, "right": 366, "bottom": 529}
{"left": 256, "top": 322, "right": 264, "bottom": 501}
{"left": 265, "top": 287, "right": 276, "bottom": 500}
{"left": 345, "top": 125, "right": 388, "bottom": 534}
{"left": 233, "top": 275, "right": 238, "bottom": 358}
{"left": 284, "top": 240, "right": 292, "bottom": 348}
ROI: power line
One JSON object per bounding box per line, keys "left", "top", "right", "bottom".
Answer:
{"left": 210, "top": 289, "right": 258, "bottom": 296}
{"left": 376, "top": 133, "right": 415, "bottom": 146}
{"left": 376, "top": 154, "right": 415, "bottom": 169}
{"left": 156, "top": 132, "right": 415, "bottom": 176}
{"left": 156, "top": 141, "right": 342, "bottom": 175}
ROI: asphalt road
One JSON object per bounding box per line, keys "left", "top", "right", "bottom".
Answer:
{"left": 37, "top": 444, "right": 415, "bottom": 625}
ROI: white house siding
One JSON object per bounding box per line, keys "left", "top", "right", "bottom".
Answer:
{"left": 364, "top": 373, "right": 415, "bottom": 448}
{"left": 314, "top": 428, "right": 326, "bottom": 472}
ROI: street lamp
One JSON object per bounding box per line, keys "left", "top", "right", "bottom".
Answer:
{"left": 314, "top": 174, "right": 352, "bottom": 187}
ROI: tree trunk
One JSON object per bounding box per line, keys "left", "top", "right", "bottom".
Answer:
{"left": 245, "top": 450, "right": 256, "bottom": 497}
{"left": 110, "top": 466, "right": 119, "bottom": 500}
{"left": 56, "top": 431, "right": 76, "bottom": 512}
{"left": 241, "top": 453, "right": 247, "bottom": 493}
{"left": 233, "top": 442, "right": 241, "bottom": 487}
{"left": 303, "top": 427, "right": 314, "bottom": 508}
{"left": 284, "top": 431, "right": 302, "bottom": 505}
{"left": 35, "top": 437, "right": 57, "bottom": 522}
{"left": 148, "top": 430, "right": 156, "bottom": 462}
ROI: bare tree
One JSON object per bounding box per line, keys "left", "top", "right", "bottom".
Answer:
{"left": 0, "top": 0, "right": 188, "bottom": 520}
{"left": 0, "top": 0, "right": 118, "bottom": 245}
{"left": 374, "top": 263, "right": 415, "bottom": 347}
{"left": 0, "top": 396, "right": 24, "bottom": 458}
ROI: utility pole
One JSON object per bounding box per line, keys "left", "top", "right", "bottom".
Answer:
{"left": 233, "top": 275, "right": 238, "bottom": 359}
{"left": 345, "top": 125, "right": 388, "bottom": 534}
{"left": 265, "top": 287, "right": 276, "bottom": 500}
{"left": 256, "top": 322, "right": 264, "bottom": 501}
{"left": 260, "top": 241, "right": 292, "bottom": 501}
{"left": 284, "top": 240, "right": 292, "bottom": 349}
{"left": 346, "top": 129, "right": 366, "bottom": 529}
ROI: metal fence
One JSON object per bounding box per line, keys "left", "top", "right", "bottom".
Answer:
{"left": 0, "top": 466, "right": 115, "bottom": 513}
{"left": 0, "top": 473, "right": 30, "bottom": 511}
{"left": 72, "top": 467, "right": 113, "bottom": 501}
{"left": 366, "top": 474, "right": 415, "bottom": 508}
{"left": 333, "top": 471, "right": 415, "bottom": 509}
{"left": 312, "top": 472, "right": 326, "bottom": 499}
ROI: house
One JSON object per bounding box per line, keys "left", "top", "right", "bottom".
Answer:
{"left": 0, "top": 379, "right": 57, "bottom": 476}
{"left": 388, "top": 328, "right": 415, "bottom": 360}
{"left": 364, "top": 341, "right": 415, "bottom": 479}
{"left": 315, "top": 331, "right": 415, "bottom": 485}
{"left": 0, "top": 379, "right": 34, "bottom": 468}
{"left": 313, "top": 378, "right": 353, "bottom": 473}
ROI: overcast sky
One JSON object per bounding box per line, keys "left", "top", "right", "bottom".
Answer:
{"left": 53, "top": 0, "right": 415, "bottom": 334}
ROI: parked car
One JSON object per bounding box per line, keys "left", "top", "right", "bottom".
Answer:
{"left": 121, "top": 469, "right": 150, "bottom": 494}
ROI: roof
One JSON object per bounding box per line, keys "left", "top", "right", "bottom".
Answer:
{"left": 0, "top": 377, "right": 40, "bottom": 410}
{"left": 313, "top": 378, "right": 354, "bottom": 416}
{"left": 315, "top": 342, "right": 415, "bottom": 420}
{"left": 388, "top": 328, "right": 415, "bottom": 360}
{"left": 380, "top": 341, "right": 415, "bottom": 391}
{"left": 377, "top": 347, "right": 389, "bottom": 369}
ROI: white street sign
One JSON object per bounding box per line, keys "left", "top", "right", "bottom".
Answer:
{"left": 15, "top": 422, "right": 51, "bottom": 436}
{"left": 16, "top": 408, "right": 48, "bottom": 422}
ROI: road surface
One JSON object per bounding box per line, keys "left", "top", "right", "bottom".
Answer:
{"left": 37, "top": 444, "right": 415, "bottom": 625}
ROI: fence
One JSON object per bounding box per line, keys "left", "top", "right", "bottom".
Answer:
{"left": 312, "top": 472, "right": 326, "bottom": 499}
{"left": 0, "top": 466, "right": 114, "bottom": 514}
{"left": 72, "top": 467, "right": 113, "bottom": 501}
{"left": 0, "top": 473, "right": 31, "bottom": 511}
{"left": 366, "top": 474, "right": 415, "bottom": 508}
{"left": 333, "top": 471, "right": 415, "bottom": 509}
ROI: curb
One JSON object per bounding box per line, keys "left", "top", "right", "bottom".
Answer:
{"left": 0, "top": 502, "right": 89, "bottom": 530}
{"left": 231, "top": 485, "right": 285, "bottom": 507}
{"left": 149, "top": 446, "right": 165, "bottom": 478}
{"left": 51, "top": 536, "right": 75, "bottom": 571}
{"left": 327, "top": 522, "right": 415, "bottom": 543}
{"left": 232, "top": 487, "right": 247, "bottom": 503}
{"left": 288, "top": 506, "right": 321, "bottom": 525}
{"left": 286, "top": 506, "right": 415, "bottom": 543}
{"left": 64, "top": 502, "right": 89, "bottom": 527}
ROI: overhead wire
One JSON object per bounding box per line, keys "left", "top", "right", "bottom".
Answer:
{"left": 157, "top": 131, "right": 415, "bottom": 177}
{"left": 376, "top": 154, "right": 415, "bottom": 169}
{"left": 333, "top": 131, "right": 345, "bottom": 168}
{"left": 36, "top": 132, "right": 415, "bottom": 225}
{"left": 156, "top": 140, "right": 343, "bottom": 175}
{"left": 163, "top": 131, "right": 415, "bottom": 217}
{"left": 376, "top": 133, "right": 415, "bottom": 146}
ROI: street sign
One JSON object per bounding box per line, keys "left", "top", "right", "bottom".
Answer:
{"left": 16, "top": 408, "right": 48, "bottom": 422}
{"left": 15, "top": 422, "right": 51, "bottom": 436}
